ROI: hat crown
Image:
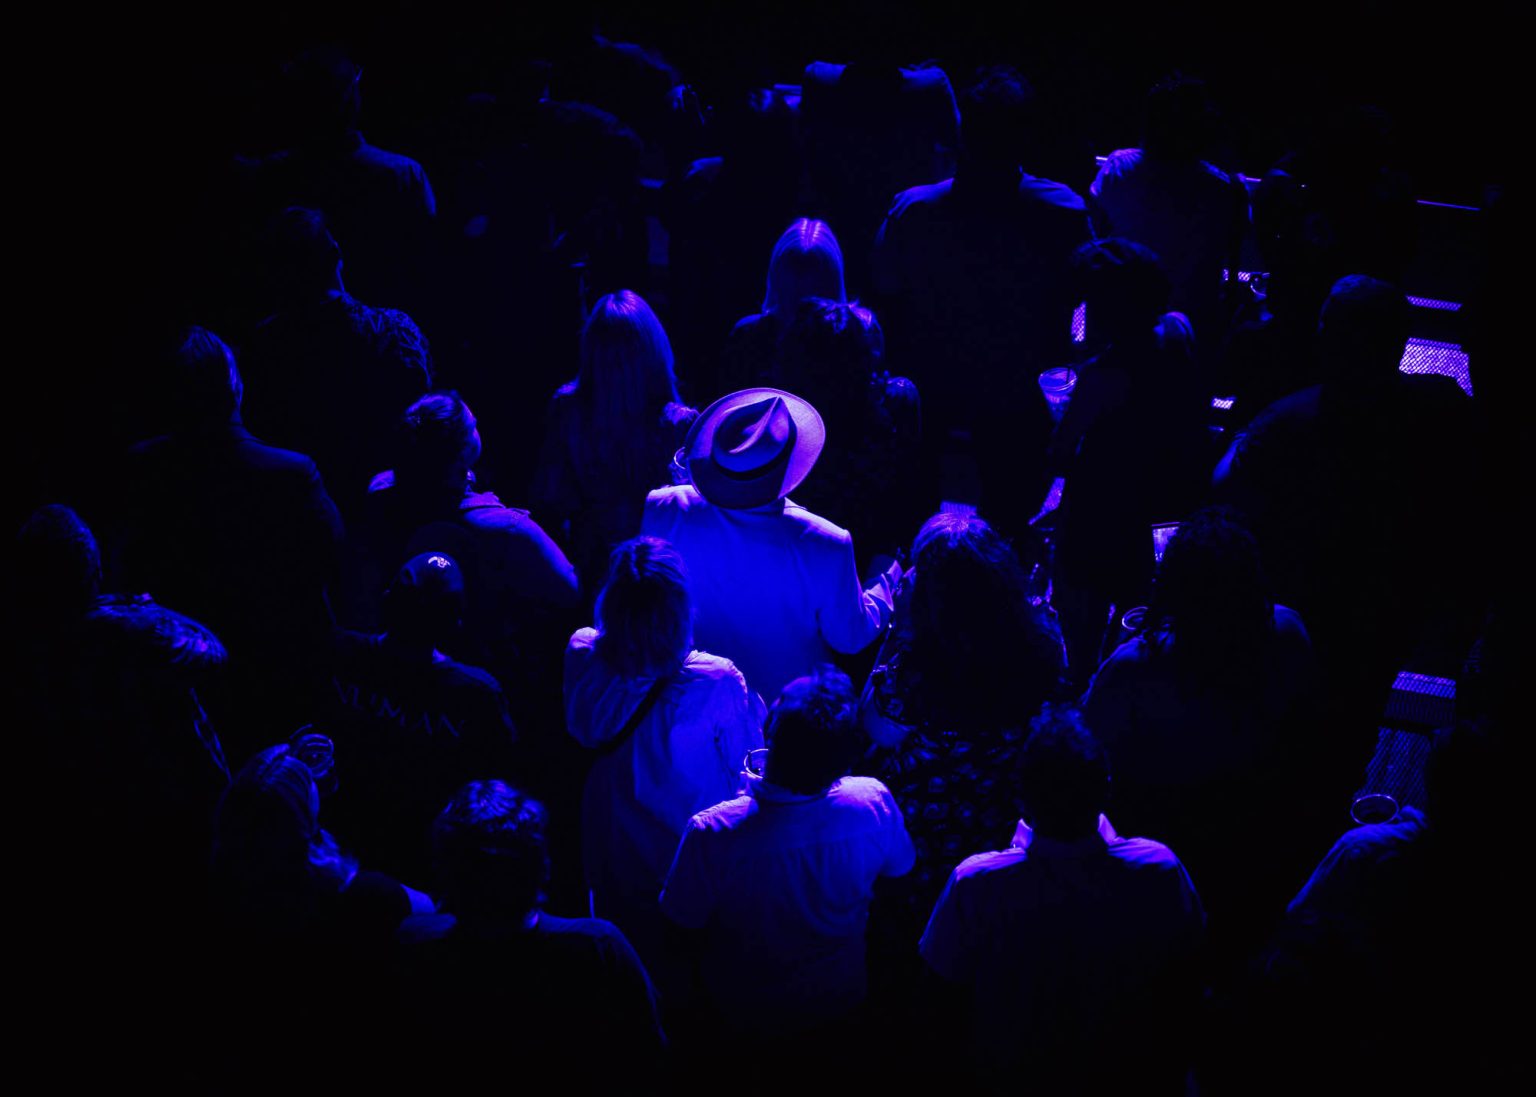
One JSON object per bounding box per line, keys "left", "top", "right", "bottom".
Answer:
{"left": 711, "top": 395, "right": 796, "bottom": 475}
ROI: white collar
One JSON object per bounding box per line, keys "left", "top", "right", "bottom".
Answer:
{"left": 1011, "top": 813, "right": 1118, "bottom": 853}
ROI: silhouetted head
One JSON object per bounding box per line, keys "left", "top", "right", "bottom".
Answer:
{"left": 266, "top": 207, "right": 343, "bottom": 294}
{"left": 594, "top": 537, "right": 694, "bottom": 679}
{"left": 17, "top": 504, "right": 102, "bottom": 618}
{"left": 167, "top": 326, "right": 243, "bottom": 426}
{"left": 431, "top": 781, "right": 549, "bottom": 924}
{"left": 578, "top": 290, "right": 681, "bottom": 415}
{"left": 382, "top": 552, "right": 465, "bottom": 649}
{"left": 763, "top": 219, "right": 846, "bottom": 315}
{"left": 213, "top": 744, "right": 355, "bottom": 906}
{"left": 959, "top": 66, "right": 1036, "bottom": 175}
{"left": 1148, "top": 507, "right": 1273, "bottom": 697}
{"left": 396, "top": 392, "right": 482, "bottom": 495}
{"left": 1318, "top": 274, "right": 1410, "bottom": 386}
{"left": 906, "top": 511, "right": 1061, "bottom": 726}
{"left": 764, "top": 666, "right": 859, "bottom": 794}
{"left": 1020, "top": 704, "right": 1111, "bottom": 840}
{"left": 284, "top": 47, "right": 362, "bottom": 141}
{"left": 1142, "top": 75, "right": 1213, "bottom": 161}
{"left": 1074, "top": 238, "right": 1170, "bottom": 344}
{"left": 776, "top": 298, "right": 883, "bottom": 413}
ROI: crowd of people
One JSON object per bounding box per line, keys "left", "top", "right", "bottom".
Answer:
{"left": 18, "top": 19, "right": 1510, "bottom": 1095}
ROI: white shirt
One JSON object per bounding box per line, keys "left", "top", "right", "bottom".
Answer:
{"left": 640, "top": 484, "right": 897, "bottom": 704}
{"left": 660, "top": 774, "right": 916, "bottom": 1030}
{"left": 920, "top": 814, "right": 1204, "bottom": 1082}
{"left": 564, "top": 628, "right": 765, "bottom": 913}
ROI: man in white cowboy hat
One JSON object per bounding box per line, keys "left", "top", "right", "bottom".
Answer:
{"left": 641, "top": 388, "right": 900, "bottom": 704}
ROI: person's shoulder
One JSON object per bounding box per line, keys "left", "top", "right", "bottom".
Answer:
{"left": 240, "top": 432, "right": 325, "bottom": 480}
{"left": 1107, "top": 834, "right": 1189, "bottom": 873}
{"left": 1272, "top": 604, "right": 1311, "bottom": 640}
{"left": 86, "top": 596, "right": 228, "bottom": 668}
{"left": 1246, "top": 385, "right": 1324, "bottom": 438}
{"left": 728, "top": 311, "right": 772, "bottom": 339}
{"left": 460, "top": 489, "right": 535, "bottom": 527}
{"left": 1097, "top": 633, "right": 1156, "bottom": 673}
{"left": 803, "top": 60, "right": 845, "bottom": 88}
{"left": 950, "top": 846, "right": 1030, "bottom": 883}
{"left": 680, "top": 647, "right": 747, "bottom": 685}
{"left": 644, "top": 483, "right": 703, "bottom": 513}
{"left": 1019, "top": 172, "right": 1089, "bottom": 213}
{"left": 829, "top": 775, "right": 903, "bottom": 814}
{"left": 688, "top": 794, "right": 754, "bottom": 832}
{"left": 536, "top": 911, "right": 630, "bottom": 946}
{"left": 900, "top": 63, "right": 954, "bottom": 92}
{"left": 1198, "top": 159, "right": 1234, "bottom": 186}
{"left": 126, "top": 433, "right": 172, "bottom": 461}
{"left": 355, "top": 138, "right": 428, "bottom": 176}
{"left": 779, "top": 500, "right": 853, "bottom": 544}
{"left": 888, "top": 178, "right": 955, "bottom": 220}
{"left": 438, "top": 656, "right": 503, "bottom": 693}
{"left": 397, "top": 911, "right": 457, "bottom": 946}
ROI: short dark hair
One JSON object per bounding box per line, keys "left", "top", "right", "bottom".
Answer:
{"left": 1319, "top": 274, "right": 1410, "bottom": 383}
{"left": 1073, "top": 238, "right": 1170, "bottom": 342}
{"left": 1148, "top": 507, "right": 1273, "bottom": 698}
{"left": 169, "top": 326, "right": 242, "bottom": 423}
{"left": 764, "top": 666, "right": 858, "bottom": 795}
{"left": 776, "top": 297, "right": 884, "bottom": 413}
{"left": 266, "top": 206, "right": 342, "bottom": 286}
{"left": 959, "top": 66, "right": 1036, "bottom": 168}
{"left": 398, "top": 391, "right": 481, "bottom": 478}
{"left": 1019, "top": 705, "right": 1110, "bottom": 839}
{"left": 431, "top": 781, "right": 549, "bottom": 921}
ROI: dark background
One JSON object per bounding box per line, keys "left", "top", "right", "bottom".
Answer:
{"left": 18, "top": 0, "right": 1510, "bottom": 521}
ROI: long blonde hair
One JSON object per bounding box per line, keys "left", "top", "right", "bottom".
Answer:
{"left": 763, "top": 218, "right": 846, "bottom": 314}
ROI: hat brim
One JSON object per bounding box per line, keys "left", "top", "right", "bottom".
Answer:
{"left": 684, "top": 388, "right": 826, "bottom": 510}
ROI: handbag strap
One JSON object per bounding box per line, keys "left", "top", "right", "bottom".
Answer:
{"left": 595, "top": 674, "right": 671, "bottom": 757}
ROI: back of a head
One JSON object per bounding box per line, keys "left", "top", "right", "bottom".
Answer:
{"left": 383, "top": 552, "right": 466, "bottom": 646}
{"left": 1319, "top": 274, "right": 1410, "bottom": 386}
{"left": 1142, "top": 75, "right": 1213, "bottom": 161}
{"left": 1149, "top": 507, "right": 1272, "bottom": 694}
{"left": 764, "top": 219, "right": 846, "bottom": 315}
{"left": 776, "top": 298, "right": 883, "bottom": 410}
{"left": 17, "top": 504, "right": 102, "bottom": 618}
{"left": 909, "top": 511, "right": 1055, "bottom": 720}
{"left": 396, "top": 392, "right": 481, "bottom": 490}
{"left": 1020, "top": 704, "right": 1110, "bottom": 840}
{"left": 284, "top": 47, "right": 362, "bottom": 139}
{"left": 212, "top": 744, "right": 353, "bottom": 912}
{"left": 594, "top": 536, "right": 693, "bottom": 679}
{"left": 432, "top": 781, "right": 549, "bottom": 924}
{"left": 577, "top": 290, "right": 680, "bottom": 423}
{"left": 166, "top": 326, "right": 243, "bottom": 427}
{"left": 1074, "top": 238, "right": 1170, "bottom": 345}
{"left": 959, "top": 66, "right": 1036, "bottom": 173}
{"left": 266, "top": 206, "right": 342, "bottom": 291}
{"left": 764, "top": 666, "right": 858, "bottom": 795}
